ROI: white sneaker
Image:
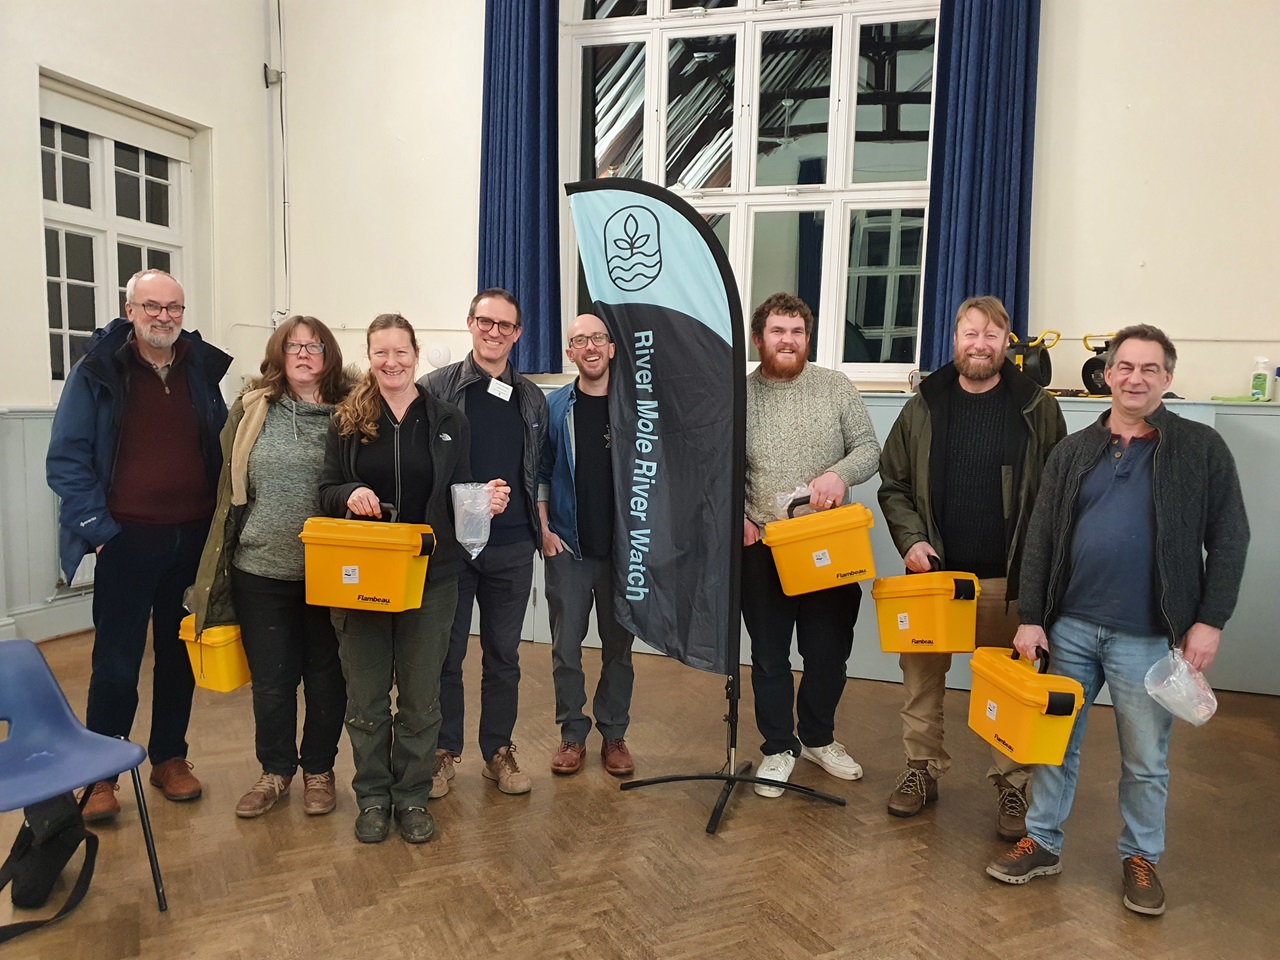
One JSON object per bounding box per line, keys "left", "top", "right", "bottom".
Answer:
{"left": 754, "top": 752, "right": 796, "bottom": 798}
{"left": 800, "top": 740, "right": 863, "bottom": 781}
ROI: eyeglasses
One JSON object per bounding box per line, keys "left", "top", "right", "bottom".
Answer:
{"left": 134, "top": 301, "right": 186, "bottom": 318}
{"left": 472, "top": 316, "right": 519, "bottom": 336}
{"left": 568, "top": 332, "right": 611, "bottom": 349}
{"left": 283, "top": 341, "right": 325, "bottom": 355}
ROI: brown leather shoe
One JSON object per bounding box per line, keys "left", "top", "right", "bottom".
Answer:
{"left": 302, "top": 771, "right": 336, "bottom": 815}
{"left": 601, "top": 738, "right": 635, "bottom": 776}
{"left": 482, "top": 745, "right": 532, "bottom": 795}
{"left": 80, "top": 781, "right": 121, "bottom": 823}
{"left": 551, "top": 741, "right": 586, "bottom": 775}
{"left": 887, "top": 761, "right": 938, "bottom": 818}
{"left": 995, "top": 777, "right": 1029, "bottom": 841}
{"left": 149, "top": 758, "right": 203, "bottom": 801}
{"left": 235, "top": 772, "right": 291, "bottom": 818}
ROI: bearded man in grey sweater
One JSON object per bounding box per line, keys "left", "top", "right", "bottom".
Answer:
{"left": 741, "top": 292, "right": 881, "bottom": 798}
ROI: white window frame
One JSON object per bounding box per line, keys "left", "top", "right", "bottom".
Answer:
{"left": 39, "top": 82, "right": 193, "bottom": 401}
{"left": 560, "top": 0, "right": 940, "bottom": 382}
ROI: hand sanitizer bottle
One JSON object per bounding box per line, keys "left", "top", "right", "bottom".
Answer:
{"left": 1250, "top": 357, "right": 1272, "bottom": 399}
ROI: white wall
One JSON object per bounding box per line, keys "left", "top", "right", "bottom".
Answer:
{"left": 0, "top": 0, "right": 275, "bottom": 406}
{"left": 1030, "top": 0, "right": 1280, "bottom": 400}
{"left": 278, "top": 0, "right": 486, "bottom": 373}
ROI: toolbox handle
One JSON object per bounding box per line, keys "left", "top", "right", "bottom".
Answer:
{"left": 1011, "top": 645, "right": 1051, "bottom": 674}
{"left": 345, "top": 502, "right": 400, "bottom": 523}
{"left": 1012, "top": 647, "right": 1078, "bottom": 715}
{"left": 343, "top": 504, "right": 435, "bottom": 558}
{"left": 786, "top": 494, "right": 845, "bottom": 518}
{"left": 908, "top": 555, "right": 976, "bottom": 601}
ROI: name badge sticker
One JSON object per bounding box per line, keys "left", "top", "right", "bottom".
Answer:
{"left": 487, "top": 378, "right": 514, "bottom": 402}
{"left": 342, "top": 565, "right": 360, "bottom": 584}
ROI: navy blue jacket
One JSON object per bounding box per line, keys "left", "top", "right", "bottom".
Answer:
{"left": 46, "top": 317, "right": 232, "bottom": 583}
{"left": 537, "top": 381, "right": 583, "bottom": 558}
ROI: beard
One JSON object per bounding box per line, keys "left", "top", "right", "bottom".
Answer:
{"left": 954, "top": 350, "right": 1001, "bottom": 381}
{"left": 139, "top": 322, "right": 180, "bottom": 351}
{"left": 758, "top": 343, "right": 806, "bottom": 381}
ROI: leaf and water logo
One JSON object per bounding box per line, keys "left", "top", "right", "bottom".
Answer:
{"left": 604, "top": 205, "right": 661, "bottom": 291}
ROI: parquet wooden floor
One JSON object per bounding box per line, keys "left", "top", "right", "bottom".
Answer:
{"left": 2, "top": 632, "right": 1277, "bottom": 959}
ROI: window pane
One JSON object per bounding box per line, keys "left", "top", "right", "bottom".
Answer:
{"left": 146, "top": 180, "right": 169, "bottom": 225}
{"left": 47, "top": 282, "right": 63, "bottom": 328}
{"left": 42, "top": 151, "right": 56, "bottom": 200}
{"left": 666, "top": 34, "right": 736, "bottom": 190}
{"left": 62, "top": 157, "right": 91, "bottom": 208}
{"left": 45, "top": 229, "right": 60, "bottom": 278}
{"left": 843, "top": 208, "right": 924, "bottom": 363}
{"left": 145, "top": 151, "right": 169, "bottom": 180}
{"left": 69, "top": 334, "right": 91, "bottom": 369}
{"left": 584, "top": 0, "right": 644, "bottom": 18}
{"left": 672, "top": 0, "right": 736, "bottom": 8}
{"left": 756, "top": 27, "right": 833, "bottom": 188}
{"left": 118, "top": 243, "right": 143, "bottom": 287}
{"left": 749, "top": 209, "right": 824, "bottom": 361}
{"left": 703, "top": 211, "right": 730, "bottom": 255}
{"left": 60, "top": 125, "right": 90, "bottom": 158}
{"left": 50, "top": 334, "right": 65, "bottom": 381}
{"left": 67, "top": 284, "right": 96, "bottom": 332}
{"left": 40, "top": 118, "right": 55, "bottom": 148}
{"left": 852, "top": 20, "right": 935, "bottom": 183}
{"left": 582, "top": 43, "right": 645, "bottom": 179}
{"left": 65, "top": 232, "right": 94, "bottom": 282}
{"left": 115, "top": 143, "right": 140, "bottom": 171}
{"left": 116, "top": 171, "right": 141, "bottom": 219}
{"left": 148, "top": 248, "right": 172, "bottom": 273}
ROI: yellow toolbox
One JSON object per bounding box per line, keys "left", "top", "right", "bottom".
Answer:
{"left": 179, "top": 615, "right": 251, "bottom": 693}
{"left": 871, "top": 570, "right": 981, "bottom": 653}
{"left": 967, "top": 647, "right": 1084, "bottom": 765}
{"left": 762, "top": 502, "right": 876, "bottom": 596}
{"left": 299, "top": 514, "right": 435, "bottom": 612}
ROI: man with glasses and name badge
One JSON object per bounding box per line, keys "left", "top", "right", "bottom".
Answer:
{"left": 422, "top": 289, "right": 547, "bottom": 796}
{"left": 48, "top": 269, "right": 232, "bottom": 821}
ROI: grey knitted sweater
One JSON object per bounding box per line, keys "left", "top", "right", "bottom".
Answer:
{"left": 745, "top": 363, "right": 881, "bottom": 527}
{"left": 235, "top": 397, "right": 333, "bottom": 580}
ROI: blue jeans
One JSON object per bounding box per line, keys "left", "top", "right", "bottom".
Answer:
{"left": 1025, "top": 616, "right": 1174, "bottom": 862}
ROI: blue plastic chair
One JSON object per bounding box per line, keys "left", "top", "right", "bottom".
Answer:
{"left": 0, "top": 639, "right": 166, "bottom": 911}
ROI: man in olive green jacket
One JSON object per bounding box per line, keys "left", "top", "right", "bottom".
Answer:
{"left": 878, "top": 296, "right": 1066, "bottom": 839}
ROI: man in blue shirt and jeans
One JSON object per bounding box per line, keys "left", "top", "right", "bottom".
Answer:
{"left": 537, "top": 313, "right": 636, "bottom": 777}
{"left": 985, "top": 325, "right": 1250, "bottom": 916}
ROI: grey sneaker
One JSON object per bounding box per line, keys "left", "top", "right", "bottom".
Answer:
{"left": 483, "top": 745, "right": 532, "bottom": 795}
{"left": 986, "top": 837, "right": 1062, "bottom": 884}
{"left": 431, "top": 749, "right": 458, "bottom": 799}
{"left": 887, "top": 762, "right": 938, "bottom": 818}
{"left": 1122, "top": 856, "right": 1166, "bottom": 916}
{"left": 995, "top": 777, "right": 1029, "bottom": 841}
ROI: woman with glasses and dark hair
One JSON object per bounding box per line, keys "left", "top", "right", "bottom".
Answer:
{"left": 189, "top": 314, "right": 355, "bottom": 820}
{"left": 319, "top": 313, "right": 509, "bottom": 844}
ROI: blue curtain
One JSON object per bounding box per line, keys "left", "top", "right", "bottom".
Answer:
{"left": 920, "top": 0, "right": 1042, "bottom": 371}
{"left": 477, "top": 1, "right": 560, "bottom": 373}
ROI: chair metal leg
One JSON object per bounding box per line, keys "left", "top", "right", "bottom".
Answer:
{"left": 129, "top": 766, "right": 167, "bottom": 912}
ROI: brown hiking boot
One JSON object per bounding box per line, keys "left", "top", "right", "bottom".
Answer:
{"left": 80, "top": 781, "right": 121, "bottom": 823}
{"left": 1122, "top": 856, "right": 1166, "bottom": 915}
{"left": 887, "top": 762, "right": 938, "bottom": 818}
{"left": 601, "top": 738, "right": 635, "bottom": 776}
{"left": 986, "top": 837, "right": 1062, "bottom": 884}
{"left": 483, "top": 745, "right": 532, "bottom": 795}
{"left": 150, "top": 758, "right": 203, "bottom": 801}
{"left": 995, "top": 777, "right": 1029, "bottom": 841}
{"left": 551, "top": 741, "right": 586, "bottom": 775}
{"left": 430, "top": 749, "right": 458, "bottom": 799}
{"left": 235, "top": 772, "right": 291, "bottom": 818}
{"left": 302, "top": 771, "right": 337, "bottom": 815}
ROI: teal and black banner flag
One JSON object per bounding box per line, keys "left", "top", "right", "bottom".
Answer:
{"left": 567, "top": 178, "right": 745, "bottom": 674}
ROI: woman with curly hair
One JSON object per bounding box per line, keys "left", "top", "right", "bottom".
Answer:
{"left": 319, "top": 313, "right": 508, "bottom": 844}
{"left": 190, "top": 315, "right": 354, "bottom": 820}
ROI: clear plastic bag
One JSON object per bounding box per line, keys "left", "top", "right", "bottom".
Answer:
{"left": 1144, "top": 648, "right": 1218, "bottom": 726}
{"left": 451, "top": 483, "right": 492, "bottom": 560}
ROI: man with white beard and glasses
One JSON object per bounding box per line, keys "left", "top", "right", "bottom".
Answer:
{"left": 878, "top": 296, "right": 1065, "bottom": 838}
{"left": 741, "top": 292, "right": 881, "bottom": 798}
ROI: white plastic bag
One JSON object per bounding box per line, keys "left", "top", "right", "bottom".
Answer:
{"left": 1144, "top": 648, "right": 1217, "bottom": 726}
{"left": 451, "top": 483, "right": 492, "bottom": 560}
{"left": 775, "top": 485, "right": 814, "bottom": 520}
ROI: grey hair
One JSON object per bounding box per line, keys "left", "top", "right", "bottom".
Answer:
{"left": 1104, "top": 324, "right": 1177, "bottom": 374}
{"left": 124, "top": 269, "right": 182, "bottom": 305}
